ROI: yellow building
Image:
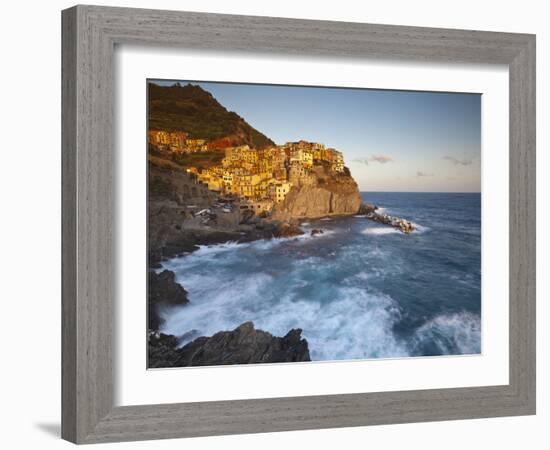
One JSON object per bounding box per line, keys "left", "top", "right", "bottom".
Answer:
{"left": 148, "top": 130, "right": 171, "bottom": 146}
{"left": 181, "top": 139, "right": 347, "bottom": 200}
{"left": 302, "top": 150, "right": 313, "bottom": 169}
{"left": 331, "top": 150, "right": 345, "bottom": 172}
{"left": 168, "top": 131, "right": 188, "bottom": 152}
{"left": 222, "top": 171, "right": 234, "bottom": 193}
{"left": 185, "top": 138, "right": 206, "bottom": 147}
{"left": 232, "top": 172, "right": 261, "bottom": 199}
{"left": 268, "top": 181, "right": 292, "bottom": 204}
{"left": 183, "top": 138, "right": 208, "bottom": 153}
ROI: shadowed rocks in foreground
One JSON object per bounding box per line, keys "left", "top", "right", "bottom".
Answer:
{"left": 148, "top": 270, "right": 189, "bottom": 331}
{"left": 148, "top": 321, "right": 311, "bottom": 368}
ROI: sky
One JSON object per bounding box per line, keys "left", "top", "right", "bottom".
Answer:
{"left": 152, "top": 79, "right": 481, "bottom": 192}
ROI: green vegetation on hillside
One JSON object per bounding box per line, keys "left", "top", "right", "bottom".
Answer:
{"left": 148, "top": 146, "right": 225, "bottom": 172}
{"left": 171, "top": 151, "right": 225, "bottom": 170}
{"left": 148, "top": 82, "right": 275, "bottom": 149}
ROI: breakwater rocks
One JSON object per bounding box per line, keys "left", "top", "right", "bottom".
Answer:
{"left": 358, "top": 203, "right": 416, "bottom": 234}
{"left": 149, "top": 322, "right": 311, "bottom": 367}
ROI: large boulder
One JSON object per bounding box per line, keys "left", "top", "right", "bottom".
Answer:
{"left": 274, "top": 221, "right": 304, "bottom": 238}
{"left": 148, "top": 270, "right": 189, "bottom": 331}
{"left": 148, "top": 321, "right": 311, "bottom": 368}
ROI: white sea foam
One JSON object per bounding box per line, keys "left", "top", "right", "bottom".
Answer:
{"left": 158, "top": 210, "right": 478, "bottom": 362}
{"left": 192, "top": 240, "right": 245, "bottom": 256}
{"left": 412, "top": 223, "right": 429, "bottom": 234}
{"left": 361, "top": 227, "right": 400, "bottom": 236}
{"left": 411, "top": 311, "right": 481, "bottom": 355}
{"left": 161, "top": 256, "right": 410, "bottom": 360}
{"left": 184, "top": 227, "right": 336, "bottom": 257}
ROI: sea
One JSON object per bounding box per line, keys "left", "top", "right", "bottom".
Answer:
{"left": 159, "top": 192, "right": 482, "bottom": 361}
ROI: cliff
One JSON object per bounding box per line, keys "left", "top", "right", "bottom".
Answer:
{"left": 272, "top": 165, "right": 362, "bottom": 220}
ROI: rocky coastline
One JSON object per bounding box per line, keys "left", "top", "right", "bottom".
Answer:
{"left": 146, "top": 203, "right": 415, "bottom": 367}
{"left": 147, "top": 169, "right": 416, "bottom": 366}
{"left": 146, "top": 82, "right": 422, "bottom": 367}
{"left": 147, "top": 160, "right": 415, "bottom": 368}
{"left": 148, "top": 267, "right": 311, "bottom": 367}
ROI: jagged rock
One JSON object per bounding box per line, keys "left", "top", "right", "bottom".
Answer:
{"left": 148, "top": 332, "right": 181, "bottom": 367}
{"left": 148, "top": 322, "right": 311, "bottom": 368}
{"left": 311, "top": 229, "right": 324, "bottom": 236}
{"left": 239, "top": 209, "right": 256, "bottom": 224}
{"left": 358, "top": 203, "right": 378, "bottom": 215}
{"left": 274, "top": 222, "right": 304, "bottom": 238}
{"left": 148, "top": 270, "right": 189, "bottom": 331}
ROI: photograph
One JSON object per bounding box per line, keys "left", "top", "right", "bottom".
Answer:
{"left": 147, "top": 79, "right": 482, "bottom": 368}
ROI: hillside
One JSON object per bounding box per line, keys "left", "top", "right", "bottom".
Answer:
{"left": 148, "top": 82, "right": 275, "bottom": 149}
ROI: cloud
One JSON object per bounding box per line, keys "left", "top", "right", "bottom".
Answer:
{"left": 443, "top": 155, "right": 473, "bottom": 166}
{"left": 416, "top": 171, "right": 434, "bottom": 177}
{"left": 370, "top": 154, "right": 394, "bottom": 164}
{"left": 352, "top": 157, "right": 370, "bottom": 166}
{"left": 352, "top": 154, "right": 394, "bottom": 166}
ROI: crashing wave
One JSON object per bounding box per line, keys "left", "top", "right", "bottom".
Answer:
{"left": 410, "top": 311, "right": 481, "bottom": 355}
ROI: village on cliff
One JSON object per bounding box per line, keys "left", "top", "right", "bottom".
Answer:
{"left": 148, "top": 129, "right": 345, "bottom": 214}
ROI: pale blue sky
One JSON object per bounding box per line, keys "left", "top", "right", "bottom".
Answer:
{"left": 151, "top": 80, "right": 481, "bottom": 192}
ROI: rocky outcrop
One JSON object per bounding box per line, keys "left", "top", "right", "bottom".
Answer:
{"left": 358, "top": 203, "right": 378, "bottom": 215}
{"left": 148, "top": 270, "right": 189, "bottom": 331}
{"left": 272, "top": 165, "right": 362, "bottom": 220}
{"left": 274, "top": 221, "right": 304, "bottom": 238}
{"left": 148, "top": 321, "right": 311, "bottom": 367}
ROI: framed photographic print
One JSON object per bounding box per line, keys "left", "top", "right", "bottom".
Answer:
{"left": 62, "top": 5, "right": 536, "bottom": 444}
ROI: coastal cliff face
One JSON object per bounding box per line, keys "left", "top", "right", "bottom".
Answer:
{"left": 272, "top": 165, "right": 362, "bottom": 220}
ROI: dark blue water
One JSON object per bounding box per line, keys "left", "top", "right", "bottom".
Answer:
{"left": 160, "top": 192, "right": 481, "bottom": 360}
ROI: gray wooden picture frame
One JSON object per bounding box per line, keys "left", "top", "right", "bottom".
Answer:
{"left": 61, "top": 4, "right": 536, "bottom": 444}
